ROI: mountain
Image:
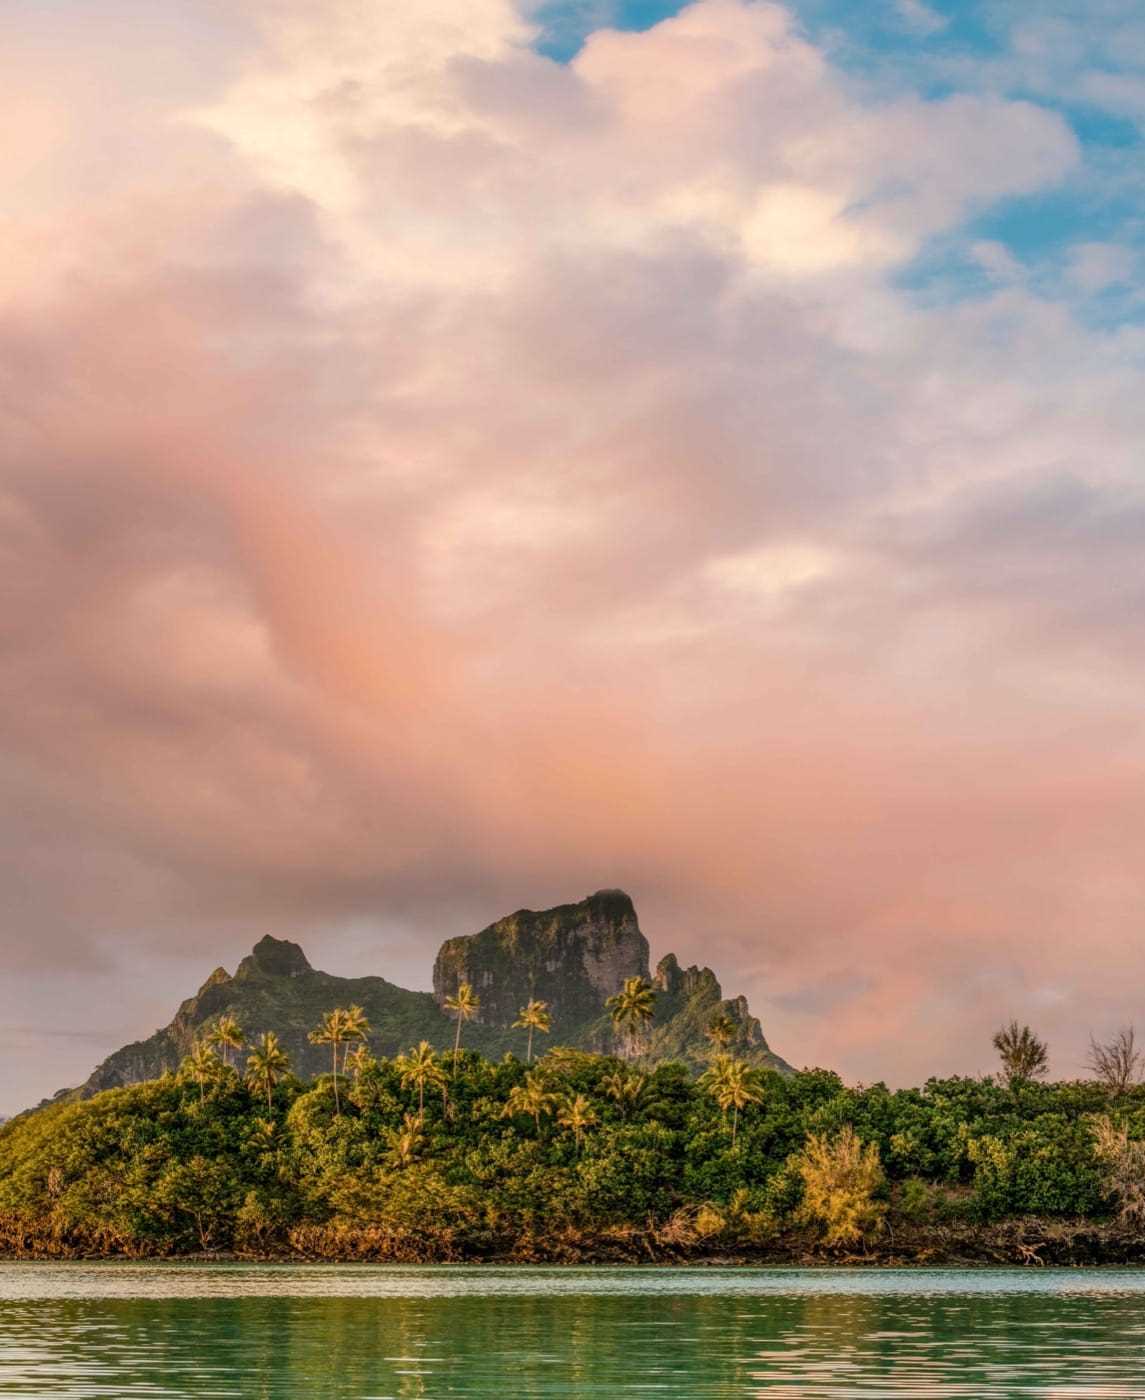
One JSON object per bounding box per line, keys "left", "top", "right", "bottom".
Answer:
{"left": 57, "top": 890, "right": 790, "bottom": 1101}
{"left": 433, "top": 889, "right": 648, "bottom": 1034}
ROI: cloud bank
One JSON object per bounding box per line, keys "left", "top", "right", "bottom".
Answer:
{"left": 3, "top": 0, "right": 1144, "bottom": 1111}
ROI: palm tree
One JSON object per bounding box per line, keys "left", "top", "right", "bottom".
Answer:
{"left": 502, "top": 1071, "right": 558, "bottom": 1134}
{"left": 245, "top": 1031, "right": 291, "bottom": 1112}
{"left": 396, "top": 1040, "right": 447, "bottom": 1115}
{"left": 557, "top": 1093, "right": 597, "bottom": 1153}
{"left": 385, "top": 1113, "right": 426, "bottom": 1169}
{"left": 340, "top": 1005, "right": 371, "bottom": 1071}
{"left": 207, "top": 1014, "right": 245, "bottom": 1069}
{"left": 250, "top": 1116, "right": 278, "bottom": 1149}
{"left": 601, "top": 1069, "right": 646, "bottom": 1119}
{"left": 444, "top": 982, "right": 480, "bottom": 1074}
{"left": 344, "top": 1043, "right": 375, "bottom": 1080}
{"left": 705, "top": 1011, "right": 738, "bottom": 1054}
{"left": 309, "top": 1007, "right": 369, "bottom": 1115}
{"left": 183, "top": 1040, "right": 219, "bottom": 1105}
{"left": 512, "top": 999, "right": 552, "bottom": 1063}
{"left": 700, "top": 1054, "right": 764, "bottom": 1147}
{"left": 605, "top": 976, "right": 657, "bottom": 1059}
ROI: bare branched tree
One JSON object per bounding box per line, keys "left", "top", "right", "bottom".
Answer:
{"left": 992, "top": 1020, "right": 1049, "bottom": 1088}
{"left": 1087, "top": 1028, "right": 1141, "bottom": 1096}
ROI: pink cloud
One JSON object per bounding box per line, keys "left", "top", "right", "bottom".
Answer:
{"left": 0, "top": 0, "right": 1139, "bottom": 1112}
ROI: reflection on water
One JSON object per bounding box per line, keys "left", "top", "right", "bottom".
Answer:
{"left": 3, "top": 1267, "right": 1145, "bottom": 1397}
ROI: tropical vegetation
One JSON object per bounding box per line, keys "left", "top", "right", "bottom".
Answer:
{"left": 5, "top": 1015, "right": 1145, "bottom": 1263}
{"left": 512, "top": 999, "right": 552, "bottom": 1063}
{"left": 605, "top": 976, "right": 657, "bottom": 1059}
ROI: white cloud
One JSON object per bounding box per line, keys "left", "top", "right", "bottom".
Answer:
{"left": 971, "top": 239, "right": 1025, "bottom": 282}
{"left": 188, "top": 0, "right": 1078, "bottom": 290}
{"left": 1067, "top": 241, "right": 1135, "bottom": 291}
{"left": 704, "top": 542, "right": 843, "bottom": 597}
{"left": 896, "top": 0, "right": 948, "bottom": 36}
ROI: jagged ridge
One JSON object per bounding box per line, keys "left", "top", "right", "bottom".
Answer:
{"left": 58, "top": 891, "right": 790, "bottom": 1101}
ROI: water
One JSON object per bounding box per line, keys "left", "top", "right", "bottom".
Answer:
{"left": 3, "top": 1264, "right": 1145, "bottom": 1397}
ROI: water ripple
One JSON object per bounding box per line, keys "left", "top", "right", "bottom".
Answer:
{"left": 3, "top": 1266, "right": 1145, "bottom": 1397}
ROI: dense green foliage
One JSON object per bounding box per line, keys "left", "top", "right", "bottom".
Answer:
{"left": 5, "top": 1035, "right": 1145, "bottom": 1259}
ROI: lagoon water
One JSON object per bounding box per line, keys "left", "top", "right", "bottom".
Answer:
{"left": 3, "top": 1264, "right": 1145, "bottom": 1397}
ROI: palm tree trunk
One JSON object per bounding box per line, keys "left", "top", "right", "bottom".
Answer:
{"left": 732, "top": 1104, "right": 738, "bottom": 1148}
{"left": 419, "top": 1080, "right": 425, "bottom": 1115}
{"left": 453, "top": 1017, "right": 462, "bottom": 1074}
{"left": 332, "top": 1041, "right": 341, "bottom": 1115}
{"left": 266, "top": 1080, "right": 272, "bottom": 1113}
{"left": 527, "top": 1025, "right": 534, "bottom": 1063}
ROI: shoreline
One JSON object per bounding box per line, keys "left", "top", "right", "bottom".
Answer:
{"left": 5, "top": 1219, "right": 1145, "bottom": 1268}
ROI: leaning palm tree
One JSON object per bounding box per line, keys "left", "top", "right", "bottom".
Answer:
{"left": 557, "top": 1093, "right": 598, "bottom": 1153}
{"left": 502, "top": 1071, "right": 558, "bottom": 1134}
{"left": 513, "top": 998, "right": 552, "bottom": 1063}
{"left": 344, "top": 1043, "right": 375, "bottom": 1080}
{"left": 396, "top": 1040, "right": 447, "bottom": 1115}
{"left": 705, "top": 1011, "right": 738, "bottom": 1054}
{"left": 308, "top": 1007, "right": 368, "bottom": 1115}
{"left": 207, "top": 1014, "right": 245, "bottom": 1069}
{"left": 605, "top": 976, "right": 657, "bottom": 1059}
{"left": 245, "top": 1031, "right": 291, "bottom": 1112}
{"left": 601, "top": 1068, "right": 646, "bottom": 1119}
{"left": 444, "top": 982, "right": 480, "bottom": 1074}
{"left": 700, "top": 1054, "right": 764, "bottom": 1148}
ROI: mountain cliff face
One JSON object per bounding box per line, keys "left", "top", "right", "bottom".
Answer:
{"left": 59, "top": 890, "right": 790, "bottom": 1102}
{"left": 432, "top": 889, "right": 648, "bottom": 1033}
{"left": 648, "top": 954, "right": 776, "bottom": 1063}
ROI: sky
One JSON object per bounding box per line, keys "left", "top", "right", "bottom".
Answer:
{"left": 3, "top": 0, "right": 1145, "bottom": 1116}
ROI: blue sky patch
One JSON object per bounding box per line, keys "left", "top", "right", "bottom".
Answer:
{"left": 532, "top": 0, "right": 1145, "bottom": 326}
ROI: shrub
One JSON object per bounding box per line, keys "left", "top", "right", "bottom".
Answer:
{"left": 794, "top": 1125, "right": 886, "bottom": 1248}
{"left": 1091, "top": 1115, "right": 1145, "bottom": 1225}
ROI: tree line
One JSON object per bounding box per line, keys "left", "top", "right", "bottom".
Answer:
{"left": 4, "top": 984, "right": 1145, "bottom": 1262}
{"left": 193, "top": 976, "right": 769, "bottom": 1147}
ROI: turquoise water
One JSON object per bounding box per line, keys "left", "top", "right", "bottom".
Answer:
{"left": 3, "top": 1265, "right": 1145, "bottom": 1396}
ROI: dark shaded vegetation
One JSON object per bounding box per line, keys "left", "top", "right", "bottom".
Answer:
{"left": 6, "top": 1028, "right": 1145, "bottom": 1263}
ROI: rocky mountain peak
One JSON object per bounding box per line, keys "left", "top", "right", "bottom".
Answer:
{"left": 236, "top": 935, "right": 312, "bottom": 980}
{"left": 654, "top": 953, "right": 721, "bottom": 1000}
{"left": 195, "top": 966, "right": 232, "bottom": 997}
{"left": 432, "top": 888, "right": 650, "bottom": 1031}
{"left": 54, "top": 890, "right": 790, "bottom": 1107}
